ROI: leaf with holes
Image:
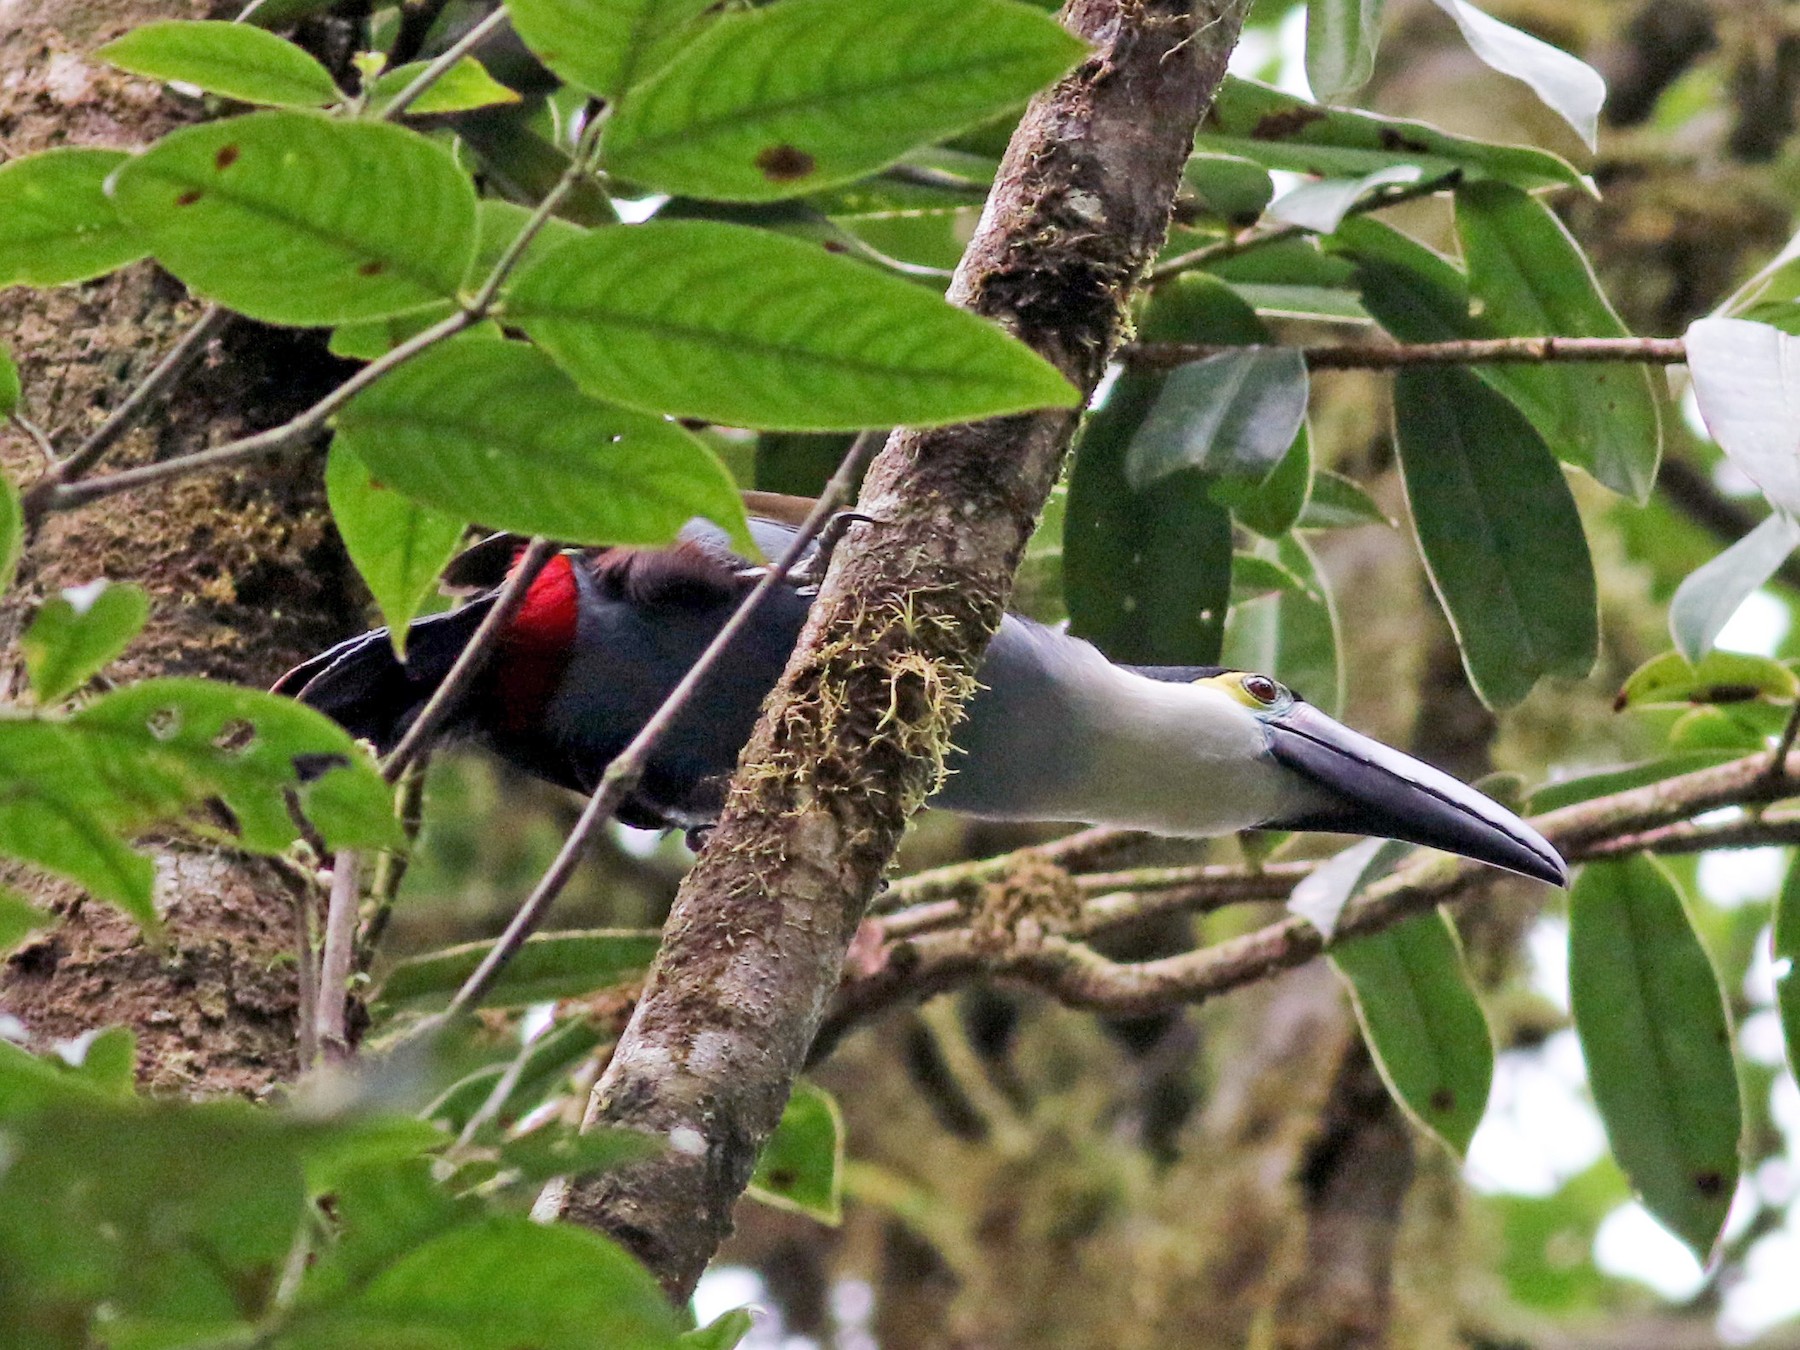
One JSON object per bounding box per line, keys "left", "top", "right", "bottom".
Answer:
{"left": 507, "top": 0, "right": 715, "bottom": 99}
{"left": 1332, "top": 909, "right": 1494, "bottom": 1154}
{"left": 73, "top": 678, "right": 401, "bottom": 854}
{"left": 333, "top": 338, "right": 750, "bottom": 550}
{"left": 507, "top": 221, "right": 1077, "bottom": 430}
{"left": 748, "top": 1080, "right": 844, "bottom": 1224}
{"left": 96, "top": 20, "right": 340, "bottom": 108}
{"left": 1395, "top": 367, "right": 1596, "bottom": 707}
{"left": 0, "top": 149, "right": 146, "bottom": 287}
{"left": 376, "top": 929, "right": 663, "bottom": 1013}
{"left": 22, "top": 581, "right": 150, "bottom": 706}
{"left": 1570, "top": 856, "right": 1742, "bottom": 1261}
{"left": 601, "top": 0, "right": 1085, "bottom": 202}
{"left": 108, "top": 111, "right": 476, "bottom": 326}
{"left": 366, "top": 57, "right": 520, "bottom": 115}
{"left": 326, "top": 445, "right": 465, "bottom": 659}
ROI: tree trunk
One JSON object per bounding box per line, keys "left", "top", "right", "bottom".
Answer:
{"left": 0, "top": 0, "right": 361, "bottom": 1094}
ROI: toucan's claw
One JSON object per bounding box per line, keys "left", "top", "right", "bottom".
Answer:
{"left": 792, "top": 510, "right": 880, "bottom": 588}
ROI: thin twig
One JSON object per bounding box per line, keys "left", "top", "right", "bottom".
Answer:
{"left": 359, "top": 759, "right": 428, "bottom": 964}
{"left": 289, "top": 875, "right": 320, "bottom": 1070}
{"left": 1147, "top": 169, "right": 1463, "bottom": 284}
{"left": 425, "top": 428, "right": 889, "bottom": 1027}
{"left": 381, "top": 539, "right": 558, "bottom": 782}
{"left": 377, "top": 6, "right": 511, "bottom": 120}
{"left": 1123, "top": 334, "right": 1690, "bottom": 371}
{"left": 454, "top": 1019, "right": 549, "bottom": 1149}
{"left": 315, "top": 849, "right": 362, "bottom": 1061}
{"left": 8, "top": 414, "right": 58, "bottom": 466}
{"left": 1772, "top": 705, "right": 1800, "bottom": 778}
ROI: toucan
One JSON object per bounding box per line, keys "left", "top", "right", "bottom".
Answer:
{"left": 276, "top": 508, "right": 1567, "bottom": 887}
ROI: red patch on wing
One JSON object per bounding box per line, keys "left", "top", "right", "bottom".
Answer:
{"left": 496, "top": 552, "right": 579, "bottom": 730}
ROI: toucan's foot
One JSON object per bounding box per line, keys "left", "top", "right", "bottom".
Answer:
{"left": 793, "top": 510, "right": 879, "bottom": 588}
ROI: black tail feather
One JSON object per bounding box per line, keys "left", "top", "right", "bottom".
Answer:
{"left": 272, "top": 600, "right": 493, "bottom": 753}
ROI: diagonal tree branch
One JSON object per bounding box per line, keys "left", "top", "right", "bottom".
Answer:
{"left": 556, "top": 0, "right": 1255, "bottom": 1299}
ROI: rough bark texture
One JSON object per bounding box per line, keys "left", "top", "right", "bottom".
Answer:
{"left": 566, "top": 0, "right": 1253, "bottom": 1299}
{"left": 0, "top": 0, "right": 360, "bottom": 1093}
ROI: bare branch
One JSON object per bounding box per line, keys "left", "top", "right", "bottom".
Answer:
{"left": 314, "top": 849, "right": 361, "bottom": 1063}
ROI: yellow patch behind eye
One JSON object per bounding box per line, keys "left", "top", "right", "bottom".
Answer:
{"left": 1195, "top": 672, "right": 1263, "bottom": 708}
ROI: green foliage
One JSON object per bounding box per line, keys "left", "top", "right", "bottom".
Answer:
{"left": 748, "top": 1080, "right": 846, "bottom": 1223}
{"left": 1393, "top": 367, "right": 1597, "bottom": 708}
{"left": 366, "top": 57, "right": 521, "bottom": 115}
{"left": 1776, "top": 856, "right": 1800, "bottom": 1087}
{"left": 376, "top": 929, "right": 664, "bottom": 1014}
{"left": 1223, "top": 534, "right": 1343, "bottom": 715}
{"left": 0, "top": 886, "right": 52, "bottom": 958}
{"left": 0, "top": 472, "right": 21, "bottom": 597}
{"left": 96, "top": 20, "right": 340, "bottom": 108}
{"left": 1123, "top": 348, "right": 1309, "bottom": 492}
{"left": 506, "top": 220, "right": 1078, "bottom": 430}
{"left": 108, "top": 111, "right": 478, "bottom": 326}
{"left": 1424, "top": 0, "right": 1604, "bottom": 148}
{"left": 0, "top": 148, "right": 146, "bottom": 286}
{"left": 0, "top": 341, "right": 19, "bottom": 419}
{"left": 1615, "top": 648, "right": 1798, "bottom": 709}
{"left": 1570, "top": 857, "right": 1743, "bottom": 1260}
{"left": 1194, "top": 77, "right": 1585, "bottom": 190}
{"left": 1305, "top": 0, "right": 1386, "bottom": 99}
{"left": 325, "top": 444, "right": 467, "bottom": 657}
{"left": 334, "top": 337, "right": 751, "bottom": 549}
{"left": 1331, "top": 909, "right": 1494, "bottom": 1154}
{"left": 600, "top": 0, "right": 1086, "bottom": 202}
{"left": 21, "top": 579, "right": 150, "bottom": 705}
{"left": 507, "top": 0, "right": 716, "bottom": 99}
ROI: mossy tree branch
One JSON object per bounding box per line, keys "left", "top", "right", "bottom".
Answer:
{"left": 557, "top": 0, "right": 1254, "bottom": 1300}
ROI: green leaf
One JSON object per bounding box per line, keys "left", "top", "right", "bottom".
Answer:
{"left": 506, "top": 220, "right": 1077, "bottom": 430}
{"left": 1298, "top": 469, "right": 1391, "bottom": 529}
{"left": 366, "top": 57, "right": 521, "bottom": 115}
{"left": 0, "top": 1098, "right": 308, "bottom": 1336}
{"left": 0, "top": 342, "right": 19, "bottom": 419}
{"left": 1268, "top": 164, "right": 1420, "bottom": 234}
{"left": 1306, "top": 0, "right": 1387, "bottom": 99}
{"left": 0, "top": 148, "right": 146, "bottom": 286}
{"left": 1394, "top": 367, "right": 1597, "bottom": 707}
{"left": 1289, "top": 836, "right": 1410, "bottom": 938}
{"left": 108, "top": 111, "right": 477, "bottom": 326}
{"left": 1211, "top": 421, "right": 1313, "bottom": 537}
{"left": 683, "top": 1309, "right": 755, "bottom": 1350}
{"left": 422, "top": 1018, "right": 605, "bottom": 1132}
{"left": 1223, "top": 533, "right": 1344, "bottom": 716}
{"left": 21, "top": 580, "right": 150, "bottom": 705}
{"left": 1194, "top": 77, "right": 1585, "bottom": 191}
{"left": 1569, "top": 856, "right": 1742, "bottom": 1261}
{"left": 454, "top": 108, "right": 620, "bottom": 228}
{"left": 1669, "top": 513, "right": 1800, "bottom": 663}
{"left": 1065, "top": 277, "right": 1245, "bottom": 665}
{"left": 507, "top": 0, "right": 715, "bottom": 99}
{"left": 1426, "top": 0, "right": 1603, "bottom": 149}
{"left": 1183, "top": 153, "right": 1274, "bottom": 227}
{"left": 376, "top": 928, "right": 662, "bottom": 1013}
{"left": 66, "top": 1027, "right": 138, "bottom": 1097}
{"left": 1684, "top": 318, "right": 1800, "bottom": 516}
{"left": 748, "top": 1080, "right": 844, "bottom": 1224}
{"left": 334, "top": 338, "right": 750, "bottom": 549}
{"left": 75, "top": 678, "right": 402, "bottom": 854}
{"left": 0, "top": 722, "right": 159, "bottom": 923}
{"left": 96, "top": 20, "right": 340, "bottom": 108}
{"left": 1123, "top": 348, "right": 1309, "bottom": 492}
{"left": 1456, "top": 181, "right": 1662, "bottom": 502}
{"left": 326, "top": 444, "right": 466, "bottom": 659}
{"left": 1616, "top": 648, "right": 1798, "bottom": 709}
{"left": 0, "top": 472, "right": 21, "bottom": 597}
{"left": 1332, "top": 909, "right": 1493, "bottom": 1155}
{"left": 601, "top": 0, "right": 1085, "bottom": 202}
{"left": 282, "top": 1215, "right": 682, "bottom": 1349}
{"left": 0, "top": 887, "right": 52, "bottom": 958}
{"left": 1527, "top": 752, "right": 1737, "bottom": 814}
{"left": 1774, "top": 855, "right": 1800, "bottom": 1088}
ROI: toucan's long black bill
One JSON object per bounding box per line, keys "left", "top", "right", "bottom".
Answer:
{"left": 1265, "top": 703, "right": 1568, "bottom": 887}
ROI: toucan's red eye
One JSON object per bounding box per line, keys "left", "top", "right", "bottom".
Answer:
{"left": 1243, "top": 674, "right": 1280, "bottom": 704}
